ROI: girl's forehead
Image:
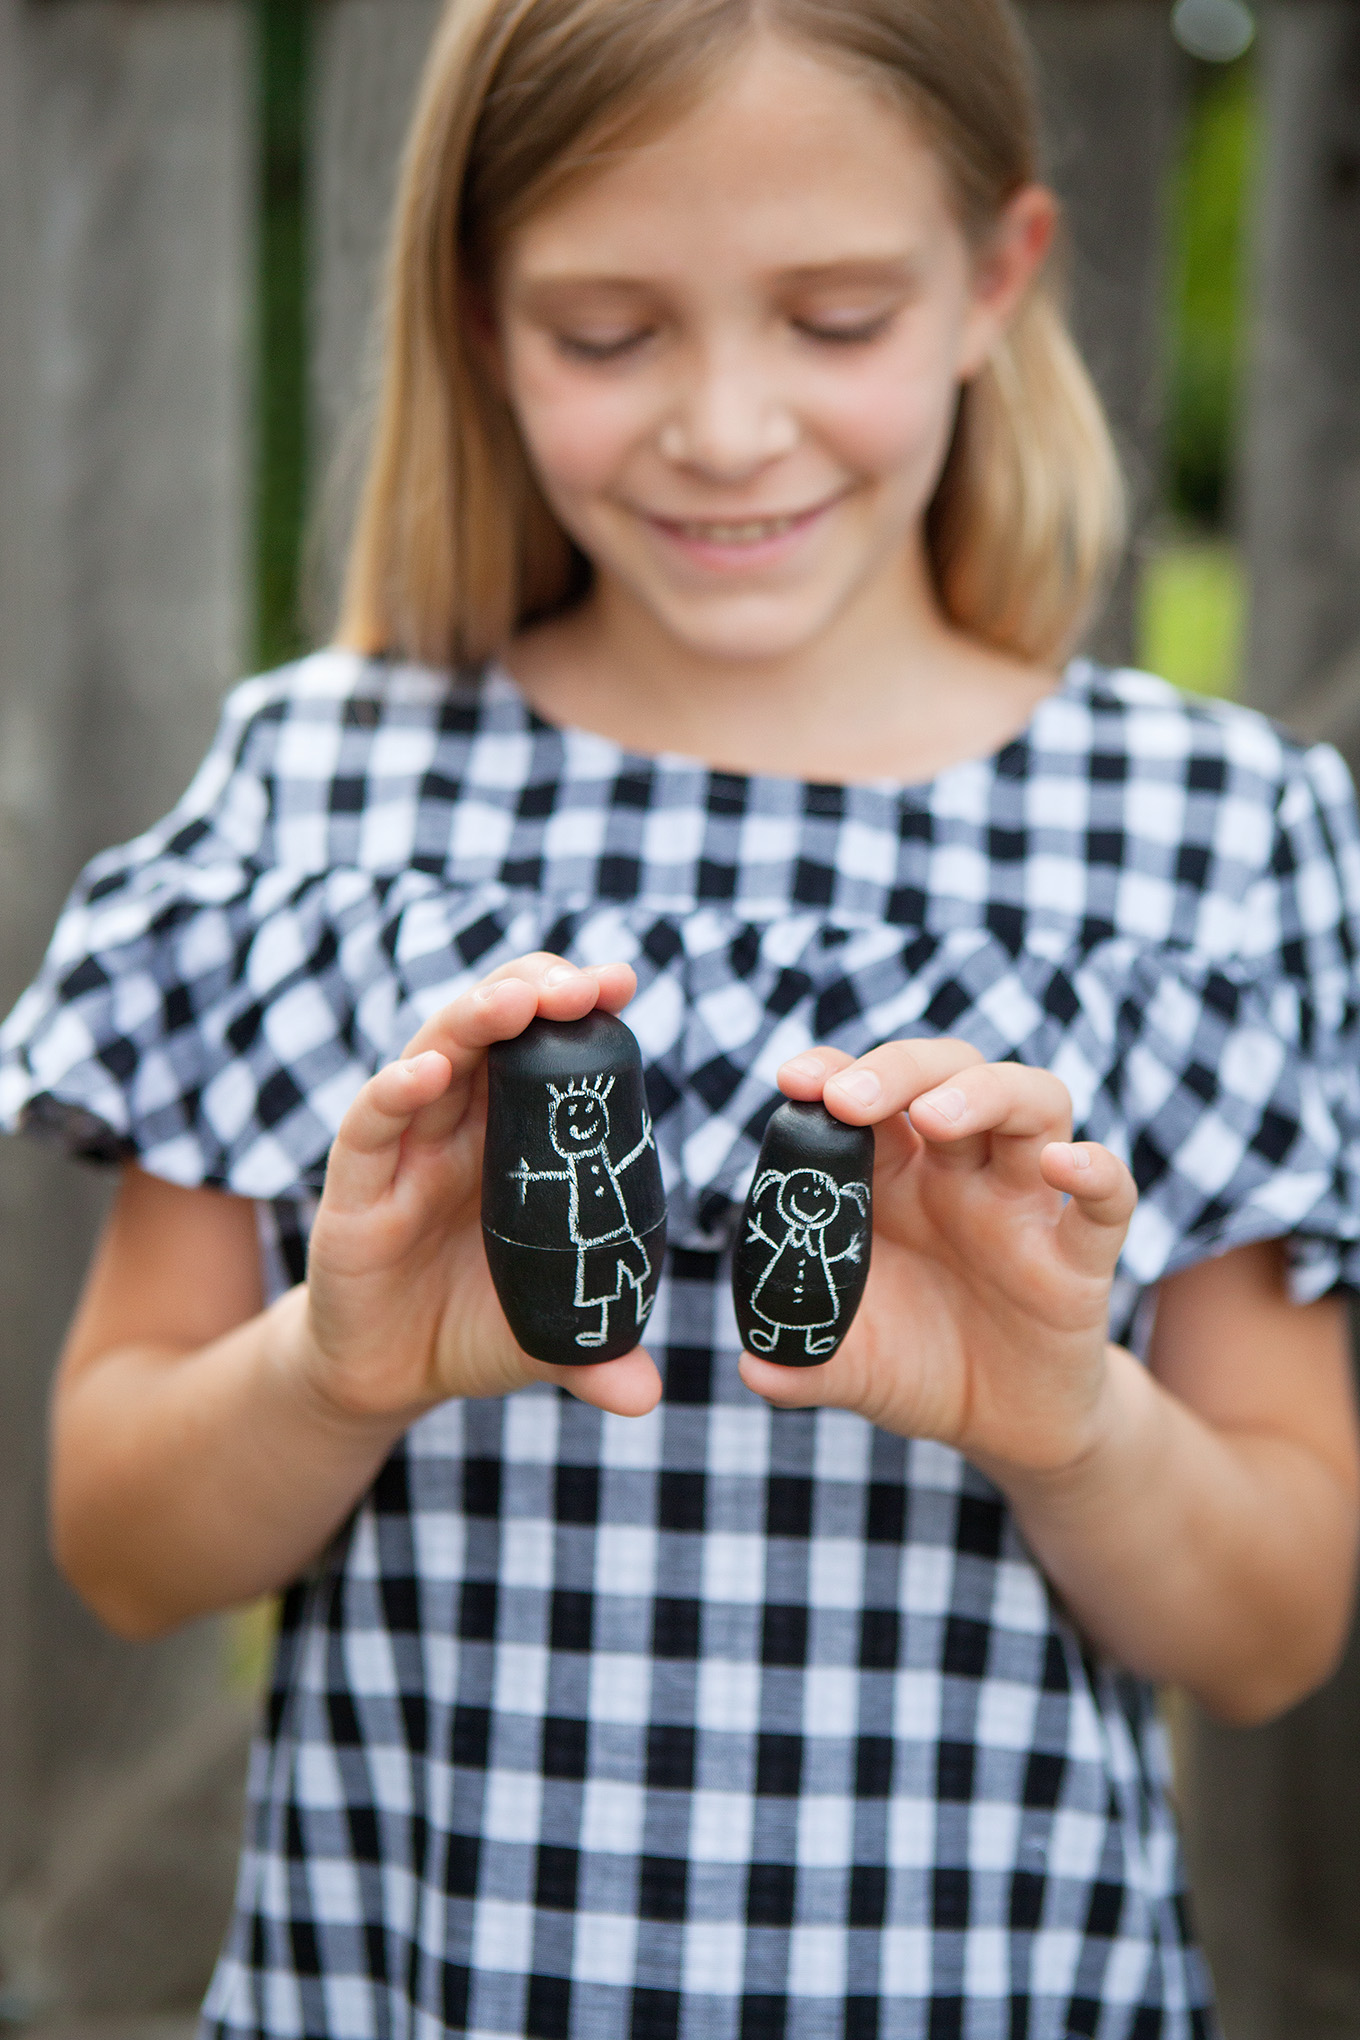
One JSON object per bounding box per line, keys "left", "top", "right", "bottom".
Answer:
{"left": 498, "top": 36, "right": 957, "bottom": 281}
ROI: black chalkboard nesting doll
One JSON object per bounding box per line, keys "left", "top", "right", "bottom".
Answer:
{"left": 482, "top": 1012, "right": 667, "bottom": 1365}
{"left": 732, "top": 1099, "right": 874, "bottom": 1365}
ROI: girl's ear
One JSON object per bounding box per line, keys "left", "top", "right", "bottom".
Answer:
{"left": 957, "top": 183, "right": 1058, "bottom": 382}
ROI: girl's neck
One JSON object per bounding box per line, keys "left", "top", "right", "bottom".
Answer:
{"left": 504, "top": 561, "right": 1060, "bottom": 787}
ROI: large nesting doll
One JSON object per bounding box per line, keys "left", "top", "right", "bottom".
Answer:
{"left": 732, "top": 1099, "right": 874, "bottom": 1364}
{"left": 482, "top": 1012, "right": 667, "bottom": 1365}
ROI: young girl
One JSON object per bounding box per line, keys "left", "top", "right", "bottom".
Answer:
{"left": 4, "top": 0, "right": 1360, "bottom": 2033}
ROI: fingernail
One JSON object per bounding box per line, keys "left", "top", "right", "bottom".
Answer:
{"left": 924, "top": 1085, "right": 967, "bottom": 1124}
{"left": 401, "top": 1053, "right": 428, "bottom": 1075}
{"left": 1066, "top": 1143, "right": 1092, "bottom": 1170}
{"left": 474, "top": 982, "right": 500, "bottom": 1003}
{"left": 782, "top": 1053, "right": 825, "bottom": 1080}
{"left": 544, "top": 964, "right": 579, "bottom": 986}
{"left": 833, "top": 1070, "right": 881, "bottom": 1108}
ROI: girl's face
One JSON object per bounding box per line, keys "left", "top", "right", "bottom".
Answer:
{"left": 492, "top": 34, "right": 1051, "bottom": 668}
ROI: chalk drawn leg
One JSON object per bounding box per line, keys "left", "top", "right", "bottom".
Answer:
{"left": 804, "top": 1330, "right": 838, "bottom": 1357}
{"left": 573, "top": 1236, "right": 652, "bottom": 1349}
{"left": 748, "top": 1323, "right": 779, "bottom": 1354}
{"left": 576, "top": 1306, "right": 610, "bottom": 1350}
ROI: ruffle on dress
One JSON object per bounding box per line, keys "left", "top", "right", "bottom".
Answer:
{"left": 4, "top": 651, "right": 1360, "bottom": 1314}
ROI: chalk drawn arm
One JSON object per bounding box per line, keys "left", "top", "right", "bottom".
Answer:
{"left": 745, "top": 1213, "right": 780, "bottom": 1252}
{"left": 509, "top": 1157, "right": 570, "bottom": 1203}
{"left": 617, "top": 1109, "right": 656, "bottom": 1175}
{"left": 827, "top": 1233, "right": 864, "bottom": 1266}
{"left": 826, "top": 1183, "right": 870, "bottom": 1262}
{"left": 743, "top": 1171, "right": 788, "bottom": 1249}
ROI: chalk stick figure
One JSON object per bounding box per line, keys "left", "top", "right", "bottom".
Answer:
{"left": 743, "top": 1166, "right": 869, "bottom": 1358}
{"left": 509, "top": 1074, "right": 657, "bottom": 1349}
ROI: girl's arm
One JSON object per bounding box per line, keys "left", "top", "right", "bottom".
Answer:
{"left": 51, "top": 955, "right": 662, "bottom": 1640}
{"left": 52, "top": 1168, "right": 402, "bottom": 1638}
{"left": 743, "top": 1040, "right": 1360, "bottom": 1726}
{"left": 995, "top": 1242, "right": 1359, "bottom": 1725}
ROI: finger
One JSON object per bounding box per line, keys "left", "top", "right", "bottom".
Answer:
{"left": 400, "top": 956, "right": 637, "bottom": 1062}
{"left": 775, "top": 1047, "right": 924, "bottom": 1183}
{"left": 399, "top": 972, "right": 537, "bottom": 1071}
{"left": 821, "top": 1037, "right": 986, "bottom": 1126}
{"left": 324, "top": 1050, "right": 454, "bottom": 1213}
{"left": 392, "top": 975, "right": 541, "bottom": 1150}
{"left": 737, "top": 1349, "right": 843, "bottom": 1408}
{"left": 588, "top": 961, "right": 642, "bottom": 1014}
{"left": 475, "top": 953, "right": 638, "bottom": 1021}
{"left": 536, "top": 1348, "right": 663, "bottom": 1418}
{"left": 908, "top": 1062, "right": 1073, "bottom": 1184}
{"left": 870, "top": 1102, "right": 924, "bottom": 1180}
{"left": 776, "top": 1045, "right": 856, "bottom": 1101}
{"left": 1041, "top": 1142, "right": 1137, "bottom": 1275}
{"left": 398, "top": 958, "right": 640, "bottom": 1148}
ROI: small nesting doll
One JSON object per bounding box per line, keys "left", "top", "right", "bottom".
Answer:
{"left": 482, "top": 1012, "right": 667, "bottom": 1365}
{"left": 732, "top": 1099, "right": 874, "bottom": 1365}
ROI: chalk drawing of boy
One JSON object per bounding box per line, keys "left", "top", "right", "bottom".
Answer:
{"left": 509, "top": 1075, "right": 658, "bottom": 1348}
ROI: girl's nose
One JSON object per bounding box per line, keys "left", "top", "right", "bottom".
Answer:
{"left": 658, "top": 352, "right": 799, "bottom": 478}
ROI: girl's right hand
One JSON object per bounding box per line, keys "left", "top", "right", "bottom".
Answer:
{"left": 296, "top": 954, "right": 663, "bottom": 1426}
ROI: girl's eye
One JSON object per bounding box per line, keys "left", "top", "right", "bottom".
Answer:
{"left": 555, "top": 329, "right": 653, "bottom": 363}
{"left": 794, "top": 312, "right": 896, "bottom": 347}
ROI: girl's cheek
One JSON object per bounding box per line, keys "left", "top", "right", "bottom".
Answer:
{"left": 521, "top": 387, "right": 648, "bottom": 491}
{"left": 511, "top": 372, "right": 646, "bottom": 493}
{"left": 813, "top": 372, "right": 951, "bottom": 479}
{"left": 814, "top": 308, "right": 972, "bottom": 476}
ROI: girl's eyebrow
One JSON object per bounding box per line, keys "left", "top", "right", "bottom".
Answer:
{"left": 775, "top": 255, "right": 920, "bottom": 286}
{"left": 513, "top": 274, "right": 655, "bottom": 298}
{"left": 514, "top": 255, "right": 920, "bottom": 297}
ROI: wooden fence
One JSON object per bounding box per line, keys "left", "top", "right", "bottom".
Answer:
{"left": 0, "top": 2, "right": 1358, "bottom": 2032}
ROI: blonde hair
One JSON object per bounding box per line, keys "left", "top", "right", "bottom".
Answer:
{"left": 337, "top": 0, "right": 1125, "bottom": 670}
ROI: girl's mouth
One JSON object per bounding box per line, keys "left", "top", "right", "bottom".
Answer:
{"left": 640, "top": 495, "right": 843, "bottom": 567}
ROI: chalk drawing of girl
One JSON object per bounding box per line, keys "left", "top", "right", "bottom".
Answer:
{"left": 743, "top": 1167, "right": 869, "bottom": 1358}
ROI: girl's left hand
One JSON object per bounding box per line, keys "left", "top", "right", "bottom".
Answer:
{"left": 738, "top": 1040, "right": 1138, "bottom": 1477}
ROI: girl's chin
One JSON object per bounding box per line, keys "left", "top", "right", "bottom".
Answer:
{"left": 631, "top": 600, "right": 846, "bottom": 667}
{"left": 581, "top": 514, "right": 911, "bottom": 667}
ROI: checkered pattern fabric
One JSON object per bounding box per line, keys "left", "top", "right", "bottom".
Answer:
{"left": 7, "top": 648, "right": 1360, "bottom": 2038}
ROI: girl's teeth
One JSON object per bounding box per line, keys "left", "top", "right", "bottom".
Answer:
{"left": 677, "top": 514, "right": 800, "bottom": 543}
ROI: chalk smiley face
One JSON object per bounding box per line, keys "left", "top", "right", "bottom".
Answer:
{"left": 776, "top": 1168, "right": 840, "bottom": 1231}
{"left": 550, "top": 1087, "right": 610, "bottom": 1157}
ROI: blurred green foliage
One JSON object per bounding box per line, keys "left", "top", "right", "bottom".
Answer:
{"left": 1139, "top": 51, "right": 1258, "bottom": 701}
{"left": 1165, "top": 56, "right": 1258, "bottom": 530}
{"left": 255, "top": 0, "right": 309, "bottom": 673}
{"left": 230, "top": 1596, "right": 279, "bottom": 1696}
{"left": 1140, "top": 540, "right": 1244, "bottom": 698}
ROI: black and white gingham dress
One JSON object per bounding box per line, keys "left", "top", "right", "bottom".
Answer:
{"left": 7, "top": 651, "right": 1360, "bottom": 2040}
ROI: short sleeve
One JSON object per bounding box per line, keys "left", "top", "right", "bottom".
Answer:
{"left": 1086, "top": 738, "right": 1360, "bottom": 1307}
{"left": 0, "top": 669, "right": 537, "bottom": 1197}
{"left": 1, "top": 679, "right": 268, "bottom": 1175}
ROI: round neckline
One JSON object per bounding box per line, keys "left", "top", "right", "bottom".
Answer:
{"left": 483, "top": 657, "right": 1090, "bottom": 797}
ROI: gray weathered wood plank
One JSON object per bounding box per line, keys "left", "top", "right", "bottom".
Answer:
{"left": 0, "top": 0, "right": 254, "bottom": 2018}
{"left": 309, "top": 0, "right": 444, "bottom": 634}
{"left": 1179, "top": 10, "right": 1360, "bottom": 2038}
{"left": 0, "top": 0, "right": 48, "bottom": 1929}
{"left": 1239, "top": 1, "right": 1360, "bottom": 774}
{"left": 1019, "top": 1, "right": 1180, "bottom": 665}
